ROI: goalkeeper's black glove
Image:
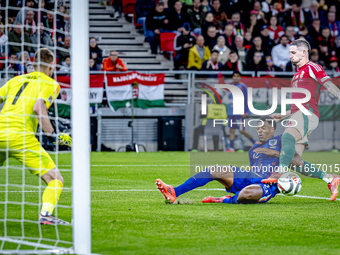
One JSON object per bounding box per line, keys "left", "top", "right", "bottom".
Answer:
{"left": 47, "top": 132, "right": 72, "bottom": 147}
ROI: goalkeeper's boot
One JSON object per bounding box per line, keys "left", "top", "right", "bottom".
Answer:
{"left": 202, "top": 195, "right": 231, "bottom": 203}
{"left": 39, "top": 211, "right": 70, "bottom": 225}
{"left": 328, "top": 174, "right": 340, "bottom": 201}
{"left": 156, "top": 179, "right": 177, "bottom": 203}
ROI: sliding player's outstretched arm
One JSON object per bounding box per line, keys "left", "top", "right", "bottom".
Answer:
{"left": 323, "top": 81, "right": 340, "bottom": 99}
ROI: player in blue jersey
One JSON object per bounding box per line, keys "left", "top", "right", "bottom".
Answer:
{"left": 156, "top": 115, "right": 305, "bottom": 204}
{"left": 226, "top": 71, "right": 256, "bottom": 152}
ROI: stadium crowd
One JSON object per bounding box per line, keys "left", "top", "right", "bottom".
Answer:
{"left": 0, "top": 0, "right": 127, "bottom": 73}
{"left": 0, "top": 0, "right": 74, "bottom": 73}
{"left": 134, "top": 0, "right": 340, "bottom": 75}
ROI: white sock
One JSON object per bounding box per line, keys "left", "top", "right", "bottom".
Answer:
{"left": 322, "top": 173, "right": 334, "bottom": 184}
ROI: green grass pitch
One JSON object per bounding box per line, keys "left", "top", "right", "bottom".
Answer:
{"left": 1, "top": 151, "right": 340, "bottom": 254}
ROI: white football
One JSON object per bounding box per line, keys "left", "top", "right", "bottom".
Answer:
{"left": 277, "top": 172, "right": 302, "bottom": 196}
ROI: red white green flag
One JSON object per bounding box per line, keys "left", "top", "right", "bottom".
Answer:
{"left": 105, "top": 71, "right": 165, "bottom": 111}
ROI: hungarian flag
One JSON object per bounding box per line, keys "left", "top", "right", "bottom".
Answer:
{"left": 53, "top": 74, "right": 104, "bottom": 118}
{"left": 106, "top": 71, "right": 165, "bottom": 111}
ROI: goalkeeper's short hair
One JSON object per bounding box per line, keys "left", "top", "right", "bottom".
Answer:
{"left": 34, "top": 48, "right": 54, "bottom": 71}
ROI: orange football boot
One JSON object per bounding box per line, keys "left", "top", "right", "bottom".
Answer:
{"left": 156, "top": 179, "right": 177, "bottom": 203}
{"left": 328, "top": 175, "right": 340, "bottom": 201}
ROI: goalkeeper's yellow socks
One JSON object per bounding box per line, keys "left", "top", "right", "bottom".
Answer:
{"left": 41, "top": 180, "right": 63, "bottom": 215}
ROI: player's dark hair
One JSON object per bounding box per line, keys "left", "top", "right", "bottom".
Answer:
{"left": 156, "top": 2, "right": 164, "bottom": 7}
{"left": 290, "top": 39, "right": 311, "bottom": 55}
{"left": 259, "top": 115, "right": 276, "bottom": 130}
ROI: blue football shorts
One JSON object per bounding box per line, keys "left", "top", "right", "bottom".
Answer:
{"left": 226, "top": 166, "right": 279, "bottom": 203}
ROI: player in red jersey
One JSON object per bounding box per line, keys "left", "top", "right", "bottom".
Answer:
{"left": 263, "top": 39, "right": 340, "bottom": 201}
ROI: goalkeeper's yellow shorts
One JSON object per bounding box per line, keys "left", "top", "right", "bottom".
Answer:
{"left": 0, "top": 134, "right": 56, "bottom": 176}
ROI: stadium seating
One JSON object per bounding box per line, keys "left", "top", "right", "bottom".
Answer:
{"left": 160, "top": 32, "right": 177, "bottom": 61}
{"left": 133, "top": 9, "right": 142, "bottom": 28}
{"left": 0, "top": 56, "right": 6, "bottom": 70}
{"left": 122, "top": 0, "right": 136, "bottom": 15}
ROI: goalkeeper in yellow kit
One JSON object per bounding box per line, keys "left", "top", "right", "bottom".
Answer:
{"left": 0, "top": 48, "right": 71, "bottom": 225}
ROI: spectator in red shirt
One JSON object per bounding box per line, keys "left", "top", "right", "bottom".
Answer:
{"left": 103, "top": 50, "right": 128, "bottom": 71}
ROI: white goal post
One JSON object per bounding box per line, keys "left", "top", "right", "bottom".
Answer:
{"left": 71, "top": 0, "right": 91, "bottom": 254}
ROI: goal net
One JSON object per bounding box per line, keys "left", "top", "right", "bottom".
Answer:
{"left": 0, "top": 0, "right": 90, "bottom": 254}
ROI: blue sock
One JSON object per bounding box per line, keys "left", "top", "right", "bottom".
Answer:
{"left": 222, "top": 192, "right": 240, "bottom": 204}
{"left": 249, "top": 137, "right": 256, "bottom": 144}
{"left": 230, "top": 140, "right": 234, "bottom": 149}
{"left": 174, "top": 169, "right": 213, "bottom": 197}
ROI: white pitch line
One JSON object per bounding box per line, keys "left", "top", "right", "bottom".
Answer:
{"left": 1, "top": 188, "right": 339, "bottom": 201}
{"left": 282, "top": 194, "right": 335, "bottom": 201}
